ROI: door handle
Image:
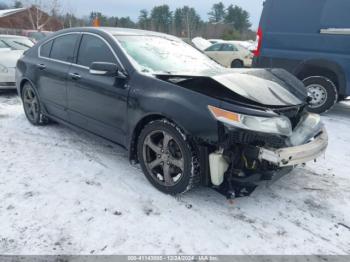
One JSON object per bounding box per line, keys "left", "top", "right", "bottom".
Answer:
{"left": 37, "top": 63, "right": 46, "bottom": 70}
{"left": 69, "top": 73, "right": 81, "bottom": 80}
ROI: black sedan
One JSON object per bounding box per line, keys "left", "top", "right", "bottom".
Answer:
{"left": 16, "top": 27, "right": 328, "bottom": 198}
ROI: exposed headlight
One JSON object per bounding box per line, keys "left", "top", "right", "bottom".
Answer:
{"left": 208, "top": 105, "right": 292, "bottom": 137}
{"left": 0, "top": 64, "right": 8, "bottom": 73}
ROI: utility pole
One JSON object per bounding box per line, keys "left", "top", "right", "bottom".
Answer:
{"left": 186, "top": 11, "right": 190, "bottom": 41}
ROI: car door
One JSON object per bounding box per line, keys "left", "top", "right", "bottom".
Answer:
{"left": 67, "top": 33, "right": 129, "bottom": 146}
{"left": 216, "top": 44, "right": 240, "bottom": 67}
{"left": 204, "top": 43, "right": 222, "bottom": 62}
{"left": 36, "top": 33, "right": 80, "bottom": 120}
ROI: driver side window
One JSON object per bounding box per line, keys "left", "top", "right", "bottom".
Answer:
{"left": 77, "top": 34, "right": 117, "bottom": 68}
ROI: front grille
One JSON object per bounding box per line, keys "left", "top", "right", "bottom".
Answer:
{"left": 227, "top": 130, "right": 286, "bottom": 149}
{"left": 0, "top": 82, "right": 15, "bottom": 87}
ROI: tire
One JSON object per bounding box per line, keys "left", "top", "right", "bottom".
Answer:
{"left": 231, "top": 60, "right": 244, "bottom": 68}
{"left": 137, "top": 119, "right": 200, "bottom": 195}
{"left": 21, "top": 82, "right": 49, "bottom": 125}
{"left": 303, "top": 76, "right": 338, "bottom": 114}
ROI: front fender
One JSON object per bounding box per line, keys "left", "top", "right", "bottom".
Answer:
{"left": 126, "top": 73, "right": 221, "bottom": 150}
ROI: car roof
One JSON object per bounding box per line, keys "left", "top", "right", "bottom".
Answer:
{"left": 55, "top": 27, "right": 180, "bottom": 41}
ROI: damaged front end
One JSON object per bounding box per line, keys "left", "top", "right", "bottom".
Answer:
{"left": 208, "top": 107, "right": 328, "bottom": 198}
{"left": 156, "top": 69, "right": 328, "bottom": 198}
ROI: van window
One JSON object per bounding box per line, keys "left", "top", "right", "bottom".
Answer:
{"left": 267, "top": 0, "right": 323, "bottom": 33}
{"left": 321, "top": 0, "right": 350, "bottom": 28}
{"left": 50, "top": 34, "right": 79, "bottom": 63}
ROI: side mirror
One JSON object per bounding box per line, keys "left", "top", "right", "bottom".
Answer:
{"left": 89, "top": 62, "right": 127, "bottom": 79}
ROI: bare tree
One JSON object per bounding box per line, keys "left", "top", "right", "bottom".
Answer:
{"left": 61, "top": 2, "right": 78, "bottom": 28}
{"left": 23, "top": 0, "right": 61, "bottom": 30}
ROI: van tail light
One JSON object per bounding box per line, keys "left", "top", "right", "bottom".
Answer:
{"left": 253, "top": 27, "right": 263, "bottom": 57}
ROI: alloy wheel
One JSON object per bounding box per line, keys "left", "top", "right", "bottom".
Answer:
{"left": 142, "top": 130, "right": 185, "bottom": 187}
{"left": 23, "top": 86, "right": 39, "bottom": 122}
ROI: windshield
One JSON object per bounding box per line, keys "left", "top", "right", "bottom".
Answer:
{"left": 114, "top": 35, "right": 222, "bottom": 75}
{"left": 0, "top": 37, "right": 34, "bottom": 50}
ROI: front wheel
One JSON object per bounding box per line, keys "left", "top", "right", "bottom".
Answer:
{"left": 303, "top": 76, "right": 338, "bottom": 114}
{"left": 137, "top": 120, "right": 200, "bottom": 195}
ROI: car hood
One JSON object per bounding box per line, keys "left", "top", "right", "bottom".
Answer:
{"left": 0, "top": 50, "right": 24, "bottom": 67}
{"left": 156, "top": 68, "right": 307, "bottom": 107}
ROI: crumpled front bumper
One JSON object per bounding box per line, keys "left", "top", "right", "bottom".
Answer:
{"left": 212, "top": 112, "right": 328, "bottom": 198}
{"left": 258, "top": 128, "right": 328, "bottom": 167}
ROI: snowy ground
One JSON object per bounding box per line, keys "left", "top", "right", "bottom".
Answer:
{"left": 0, "top": 90, "right": 349, "bottom": 255}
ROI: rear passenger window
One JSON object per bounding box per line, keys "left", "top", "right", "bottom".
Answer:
{"left": 40, "top": 40, "right": 53, "bottom": 57}
{"left": 232, "top": 44, "right": 239, "bottom": 51}
{"left": 206, "top": 44, "right": 222, "bottom": 52}
{"left": 50, "top": 34, "right": 79, "bottom": 62}
{"left": 221, "top": 44, "right": 232, "bottom": 51}
{"left": 77, "top": 34, "right": 116, "bottom": 68}
{"left": 222, "top": 44, "right": 238, "bottom": 52}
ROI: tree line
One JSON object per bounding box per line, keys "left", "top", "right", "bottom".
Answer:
{"left": 0, "top": 1, "right": 255, "bottom": 40}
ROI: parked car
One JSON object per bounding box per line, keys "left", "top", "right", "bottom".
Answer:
{"left": 204, "top": 42, "right": 253, "bottom": 68}
{"left": 16, "top": 27, "right": 328, "bottom": 198}
{"left": 0, "top": 35, "right": 34, "bottom": 90}
{"left": 253, "top": 0, "right": 350, "bottom": 113}
{"left": 22, "top": 30, "right": 52, "bottom": 43}
{"left": 0, "top": 34, "right": 34, "bottom": 50}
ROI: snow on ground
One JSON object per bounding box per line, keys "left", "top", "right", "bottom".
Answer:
{"left": 0, "top": 90, "right": 349, "bottom": 255}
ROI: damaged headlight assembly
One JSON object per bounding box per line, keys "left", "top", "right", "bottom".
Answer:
{"left": 208, "top": 105, "right": 292, "bottom": 137}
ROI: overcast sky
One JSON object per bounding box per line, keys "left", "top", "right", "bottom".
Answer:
{"left": 4, "top": 0, "right": 265, "bottom": 29}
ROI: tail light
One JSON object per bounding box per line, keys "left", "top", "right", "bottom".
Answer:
{"left": 253, "top": 27, "right": 263, "bottom": 57}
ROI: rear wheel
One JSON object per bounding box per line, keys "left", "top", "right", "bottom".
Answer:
{"left": 303, "top": 76, "right": 338, "bottom": 114}
{"left": 137, "top": 120, "right": 200, "bottom": 195}
{"left": 22, "top": 83, "right": 48, "bottom": 125}
{"left": 231, "top": 60, "right": 244, "bottom": 68}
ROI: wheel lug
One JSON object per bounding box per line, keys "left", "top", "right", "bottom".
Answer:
{"left": 158, "top": 154, "right": 161, "bottom": 158}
